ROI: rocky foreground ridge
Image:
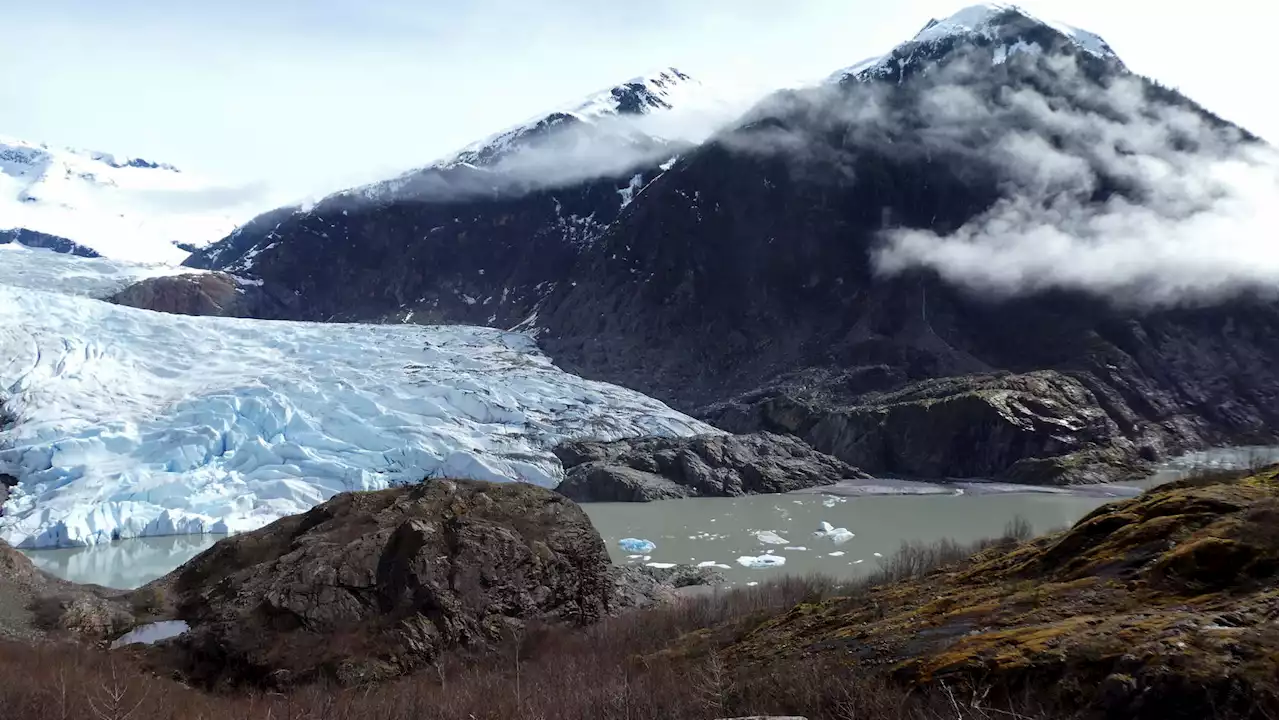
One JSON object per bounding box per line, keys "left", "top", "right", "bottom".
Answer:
{"left": 0, "top": 469, "right": 1275, "bottom": 718}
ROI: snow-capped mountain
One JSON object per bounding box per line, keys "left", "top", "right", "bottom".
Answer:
{"left": 0, "top": 245, "right": 712, "bottom": 548}
{"left": 115, "top": 4, "right": 1276, "bottom": 493}
{"left": 445, "top": 67, "right": 705, "bottom": 169}
{"left": 828, "top": 3, "right": 1122, "bottom": 84}
{"left": 179, "top": 68, "right": 719, "bottom": 322}
{"left": 0, "top": 135, "right": 262, "bottom": 264}
{"left": 331, "top": 67, "right": 709, "bottom": 205}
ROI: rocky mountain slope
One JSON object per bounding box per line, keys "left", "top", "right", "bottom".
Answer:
{"left": 140, "top": 5, "right": 1276, "bottom": 484}
{"left": 181, "top": 68, "right": 708, "bottom": 325}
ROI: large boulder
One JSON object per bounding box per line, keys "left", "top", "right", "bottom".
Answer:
{"left": 153, "top": 479, "right": 656, "bottom": 686}
{"left": 554, "top": 432, "right": 865, "bottom": 502}
{"left": 108, "top": 272, "right": 266, "bottom": 317}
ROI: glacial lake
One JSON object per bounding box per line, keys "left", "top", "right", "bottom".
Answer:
{"left": 20, "top": 445, "right": 1276, "bottom": 589}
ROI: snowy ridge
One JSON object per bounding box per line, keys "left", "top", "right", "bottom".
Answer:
{"left": 828, "top": 3, "right": 1121, "bottom": 83}
{"left": 333, "top": 68, "right": 707, "bottom": 204}
{"left": 0, "top": 134, "right": 262, "bottom": 264}
{"left": 0, "top": 250, "right": 714, "bottom": 548}
{"left": 444, "top": 67, "right": 704, "bottom": 168}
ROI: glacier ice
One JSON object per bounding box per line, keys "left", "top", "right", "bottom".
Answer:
{"left": 618, "top": 537, "right": 657, "bottom": 554}
{"left": 0, "top": 251, "right": 713, "bottom": 548}
{"left": 753, "top": 530, "right": 789, "bottom": 545}
{"left": 736, "top": 553, "right": 786, "bottom": 569}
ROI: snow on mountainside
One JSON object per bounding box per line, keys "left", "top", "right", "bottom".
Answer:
{"left": 331, "top": 67, "right": 710, "bottom": 205}
{"left": 0, "top": 248, "right": 713, "bottom": 548}
{"left": 0, "top": 135, "right": 262, "bottom": 264}
{"left": 444, "top": 67, "right": 706, "bottom": 168}
{"left": 828, "top": 3, "right": 1121, "bottom": 83}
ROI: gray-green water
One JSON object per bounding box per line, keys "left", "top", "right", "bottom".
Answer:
{"left": 19, "top": 445, "right": 1276, "bottom": 589}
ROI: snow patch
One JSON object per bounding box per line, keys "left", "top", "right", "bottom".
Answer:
{"left": 0, "top": 134, "right": 260, "bottom": 264}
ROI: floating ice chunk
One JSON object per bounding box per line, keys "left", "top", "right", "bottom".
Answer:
{"left": 110, "top": 620, "right": 189, "bottom": 649}
{"left": 746, "top": 581, "right": 759, "bottom": 587}
{"left": 830, "top": 529, "right": 855, "bottom": 545}
{"left": 784, "top": 546, "right": 808, "bottom": 551}
{"left": 755, "top": 530, "right": 789, "bottom": 545}
{"left": 873, "top": 552, "right": 883, "bottom": 557}
{"left": 828, "top": 551, "right": 846, "bottom": 557}
{"left": 736, "top": 553, "right": 787, "bottom": 569}
{"left": 696, "top": 560, "right": 732, "bottom": 569}
{"left": 814, "top": 521, "right": 835, "bottom": 536}
{"left": 853, "top": 559, "right": 865, "bottom": 564}
{"left": 645, "top": 562, "right": 677, "bottom": 569}
{"left": 822, "top": 495, "right": 847, "bottom": 507}
{"left": 619, "top": 538, "right": 656, "bottom": 554}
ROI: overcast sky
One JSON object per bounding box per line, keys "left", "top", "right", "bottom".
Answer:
{"left": 2, "top": 0, "right": 1275, "bottom": 203}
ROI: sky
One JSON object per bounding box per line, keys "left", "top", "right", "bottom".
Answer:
{"left": 2, "top": 0, "right": 1276, "bottom": 205}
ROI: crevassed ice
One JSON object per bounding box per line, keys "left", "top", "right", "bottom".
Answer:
{"left": 0, "top": 263, "right": 713, "bottom": 548}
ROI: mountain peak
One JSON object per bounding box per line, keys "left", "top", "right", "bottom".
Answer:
{"left": 439, "top": 67, "right": 703, "bottom": 170}
{"left": 568, "top": 67, "right": 700, "bottom": 117}
{"left": 829, "top": 4, "right": 1121, "bottom": 83}
{"left": 0, "top": 134, "right": 181, "bottom": 174}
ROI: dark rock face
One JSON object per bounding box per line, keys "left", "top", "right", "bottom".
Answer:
{"left": 0, "top": 228, "right": 100, "bottom": 258}
{"left": 156, "top": 479, "right": 660, "bottom": 686}
{"left": 0, "top": 473, "right": 15, "bottom": 514}
{"left": 107, "top": 272, "right": 270, "bottom": 317}
{"left": 706, "top": 372, "right": 1148, "bottom": 484}
{"left": 179, "top": 170, "right": 657, "bottom": 325}
{"left": 554, "top": 432, "right": 863, "bottom": 502}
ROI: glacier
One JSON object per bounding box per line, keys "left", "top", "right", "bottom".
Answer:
{"left": 0, "top": 248, "right": 714, "bottom": 548}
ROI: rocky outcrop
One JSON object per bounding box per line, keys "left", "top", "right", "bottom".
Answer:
{"left": 554, "top": 432, "right": 864, "bottom": 502}
{"left": 0, "top": 540, "right": 135, "bottom": 642}
{"left": 706, "top": 371, "right": 1150, "bottom": 484}
{"left": 151, "top": 478, "right": 702, "bottom": 686}
{"left": 0, "top": 228, "right": 100, "bottom": 258}
{"left": 0, "top": 473, "right": 15, "bottom": 512}
{"left": 108, "top": 272, "right": 266, "bottom": 317}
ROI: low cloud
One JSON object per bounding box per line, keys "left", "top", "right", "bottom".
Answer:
{"left": 881, "top": 52, "right": 1280, "bottom": 306}
{"left": 722, "top": 47, "right": 1279, "bottom": 306}
{"left": 373, "top": 94, "right": 755, "bottom": 204}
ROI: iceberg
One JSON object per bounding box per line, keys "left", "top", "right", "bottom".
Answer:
{"left": 618, "top": 538, "right": 657, "bottom": 554}
{"left": 736, "top": 553, "right": 786, "bottom": 569}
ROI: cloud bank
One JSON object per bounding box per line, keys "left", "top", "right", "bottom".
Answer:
{"left": 726, "top": 49, "right": 1279, "bottom": 307}
{"left": 876, "top": 52, "right": 1278, "bottom": 306}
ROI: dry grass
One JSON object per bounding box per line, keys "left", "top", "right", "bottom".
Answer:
{"left": 0, "top": 531, "right": 1061, "bottom": 720}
